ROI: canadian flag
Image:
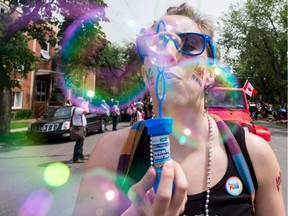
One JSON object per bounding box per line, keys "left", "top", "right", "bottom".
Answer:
{"left": 243, "top": 80, "right": 257, "bottom": 97}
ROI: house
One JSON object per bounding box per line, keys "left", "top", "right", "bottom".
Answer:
{"left": 1, "top": 1, "right": 96, "bottom": 118}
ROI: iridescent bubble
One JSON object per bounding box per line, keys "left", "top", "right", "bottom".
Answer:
{"left": 127, "top": 20, "right": 136, "bottom": 27}
{"left": 184, "top": 128, "right": 191, "bottom": 136}
{"left": 156, "top": 58, "right": 240, "bottom": 148}
{"left": 73, "top": 168, "right": 134, "bottom": 215}
{"left": 96, "top": 208, "right": 104, "bottom": 216}
{"left": 179, "top": 136, "right": 187, "bottom": 145}
{"left": 106, "top": 190, "right": 115, "bottom": 201}
{"left": 18, "top": 189, "right": 53, "bottom": 216}
{"left": 44, "top": 162, "right": 70, "bottom": 187}
{"left": 60, "top": 5, "right": 146, "bottom": 110}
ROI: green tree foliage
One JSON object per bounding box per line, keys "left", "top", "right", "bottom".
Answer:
{"left": 0, "top": 0, "right": 107, "bottom": 135}
{"left": 217, "top": 0, "right": 287, "bottom": 103}
{"left": 94, "top": 41, "right": 145, "bottom": 104}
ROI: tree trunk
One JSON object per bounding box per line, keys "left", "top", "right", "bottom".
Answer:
{"left": 0, "top": 85, "right": 12, "bottom": 136}
{"left": 0, "top": 58, "right": 12, "bottom": 136}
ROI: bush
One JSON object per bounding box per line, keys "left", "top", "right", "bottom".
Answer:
{"left": 12, "top": 110, "right": 33, "bottom": 120}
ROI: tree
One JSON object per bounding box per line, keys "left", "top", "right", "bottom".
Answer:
{"left": 217, "top": 0, "right": 287, "bottom": 103}
{"left": 0, "top": 0, "right": 107, "bottom": 135}
{"left": 94, "top": 41, "right": 145, "bottom": 105}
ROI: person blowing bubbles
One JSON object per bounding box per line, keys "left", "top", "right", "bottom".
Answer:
{"left": 74, "top": 3, "right": 285, "bottom": 216}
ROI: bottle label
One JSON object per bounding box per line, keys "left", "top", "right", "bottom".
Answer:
{"left": 152, "top": 135, "right": 171, "bottom": 168}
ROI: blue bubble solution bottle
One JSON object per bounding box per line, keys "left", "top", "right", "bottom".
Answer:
{"left": 145, "top": 117, "right": 174, "bottom": 192}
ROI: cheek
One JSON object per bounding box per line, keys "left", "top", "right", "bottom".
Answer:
{"left": 190, "top": 66, "right": 205, "bottom": 87}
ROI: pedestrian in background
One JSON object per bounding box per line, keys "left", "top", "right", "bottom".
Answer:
{"left": 71, "top": 97, "right": 89, "bottom": 163}
{"left": 111, "top": 100, "right": 120, "bottom": 131}
{"left": 66, "top": 99, "right": 72, "bottom": 106}
{"left": 100, "top": 99, "right": 110, "bottom": 130}
{"left": 100, "top": 100, "right": 110, "bottom": 117}
{"left": 126, "top": 103, "right": 136, "bottom": 126}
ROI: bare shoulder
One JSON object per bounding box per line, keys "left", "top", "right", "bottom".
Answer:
{"left": 245, "top": 132, "right": 280, "bottom": 175}
{"left": 245, "top": 132, "right": 273, "bottom": 159}
{"left": 85, "top": 127, "right": 131, "bottom": 172}
{"left": 245, "top": 132, "right": 285, "bottom": 214}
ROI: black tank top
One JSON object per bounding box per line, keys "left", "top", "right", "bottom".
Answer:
{"left": 126, "top": 122, "right": 258, "bottom": 216}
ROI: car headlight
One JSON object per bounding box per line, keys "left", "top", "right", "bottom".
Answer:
{"left": 242, "top": 125, "right": 251, "bottom": 132}
{"left": 61, "top": 121, "right": 71, "bottom": 130}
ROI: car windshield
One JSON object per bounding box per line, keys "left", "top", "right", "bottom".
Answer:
{"left": 53, "top": 107, "right": 72, "bottom": 118}
{"left": 208, "top": 89, "right": 246, "bottom": 109}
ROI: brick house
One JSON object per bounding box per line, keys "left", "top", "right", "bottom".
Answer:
{"left": 1, "top": 1, "right": 96, "bottom": 118}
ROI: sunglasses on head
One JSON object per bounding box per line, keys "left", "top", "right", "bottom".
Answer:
{"left": 136, "top": 32, "right": 216, "bottom": 62}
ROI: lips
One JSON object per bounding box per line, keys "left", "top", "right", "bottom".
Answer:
{"left": 164, "top": 72, "right": 182, "bottom": 81}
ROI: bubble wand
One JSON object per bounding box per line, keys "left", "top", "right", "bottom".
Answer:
{"left": 145, "top": 20, "right": 174, "bottom": 192}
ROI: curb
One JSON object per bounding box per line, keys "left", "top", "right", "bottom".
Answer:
{"left": 10, "top": 127, "right": 28, "bottom": 133}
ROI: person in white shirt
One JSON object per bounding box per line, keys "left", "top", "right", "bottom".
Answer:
{"left": 111, "top": 101, "right": 120, "bottom": 131}
{"left": 71, "top": 97, "right": 90, "bottom": 163}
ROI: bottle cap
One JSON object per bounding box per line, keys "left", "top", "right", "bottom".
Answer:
{"left": 145, "top": 117, "right": 173, "bottom": 136}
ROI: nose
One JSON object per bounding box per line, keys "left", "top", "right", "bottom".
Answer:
{"left": 152, "top": 36, "right": 179, "bottom": 67}
{"left": 164, "top": 39, "right": 179, "bottom": 64}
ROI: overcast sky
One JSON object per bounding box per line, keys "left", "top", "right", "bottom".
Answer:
{"left": 100, "top": 0, "right": 242, "bottom": 45}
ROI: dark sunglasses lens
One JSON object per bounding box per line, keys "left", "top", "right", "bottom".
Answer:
{"left": 179, "top": 34, "right": 205, "bottom": 55}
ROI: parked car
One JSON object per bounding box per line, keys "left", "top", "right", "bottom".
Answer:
{"left": 26, "top": 106, "right": 107, "bottom": 141}
{"left": 207, "top": 87, "right": 271, "bottom": 141}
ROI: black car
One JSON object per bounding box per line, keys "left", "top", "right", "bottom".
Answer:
{"left": 26, "top": 106, "right": 107, "bottom": 141}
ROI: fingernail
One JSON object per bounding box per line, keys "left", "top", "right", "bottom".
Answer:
{"left": 164, "top": 161, "right": 173, "bottom": 169}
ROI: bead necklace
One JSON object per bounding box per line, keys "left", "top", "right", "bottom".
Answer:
{"left": 205, "top": 114, "right": 213, "bottom": 216}
{"left": 149, "top": 114, "right": 213, "bottom": 216}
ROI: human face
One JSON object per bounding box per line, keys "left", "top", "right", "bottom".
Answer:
{"left": 141, "top": 15, "right": 215, "bottom": 110}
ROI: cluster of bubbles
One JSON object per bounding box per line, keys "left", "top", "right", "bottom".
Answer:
{"left": 17, "top": 162, "right": 135, "bottom": 215}
{"left": 59, "top": 2, "right": 147, "bottom": 110}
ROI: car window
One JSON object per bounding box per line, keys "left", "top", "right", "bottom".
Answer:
{"left": 208, "top": 89, "right": 246, "bottom": 109}
{"left": 53, "top": 107, "right": 72, "bottom": 118}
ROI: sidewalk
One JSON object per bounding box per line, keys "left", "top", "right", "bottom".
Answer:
{"left": 10, "top": 118, "right": 36, "bottom": 133}
{"left": 11, "top": 127, "right": 28, "bottom": 132}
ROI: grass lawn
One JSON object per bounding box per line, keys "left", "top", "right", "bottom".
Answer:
{"left": 10, "top": 121, "right": 32, "bottom": 129}
{"left": 0, "top": 131, "right": 27, "bottom": 145}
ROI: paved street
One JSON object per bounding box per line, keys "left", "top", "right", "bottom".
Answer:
{"left": 0, "top": 120, "right": 286, "bottom": 215}
{"left": 0, "top": 122, "right": 130, "bottom": 216}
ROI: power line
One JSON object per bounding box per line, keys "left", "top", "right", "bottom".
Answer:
{"left": 124, "top": 0, "right": 145, "bottom": 27}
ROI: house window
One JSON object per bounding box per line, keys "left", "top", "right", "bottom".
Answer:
{"left": 0, "top": 5, "right": 7, "bottom": 14}
{"left": 40, "top": 42, "right": 51, "bottom": 60}
{"left": 36, "top": 81, "right": 47, "bottom": 101}
{"left": 12, "top": 91, "right": 23, "bottom": 109}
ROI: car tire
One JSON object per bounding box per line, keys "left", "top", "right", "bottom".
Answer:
{"left": 98, "top": 119, "right": 106, "bottom": 133}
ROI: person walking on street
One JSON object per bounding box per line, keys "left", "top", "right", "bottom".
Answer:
{"left": 71, "top": 97, "right": 90, "bottom": 163}
{"left": 126, "top": 103, "right": 136, "bottom": 126}
{"left": 111, "top": 100, "right": 120, "bottom": 131}
{"left": 100, "top": 99, "right": 110, "bottom": 130}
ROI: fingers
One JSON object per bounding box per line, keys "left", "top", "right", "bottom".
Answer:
{"left": 127, "top": 161, "right": 188, "bottom": 216}
{"left": 152, "top": 161, "right": 176, "bottom": 214}
{"left": 170, "top": 162, "right": 188, "bottom": 215}
{"left": 128, "top": 166, "right": 156, "bottom": 204}
{"left": 153, "top": 161, "right": 188, "bottom": 216}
